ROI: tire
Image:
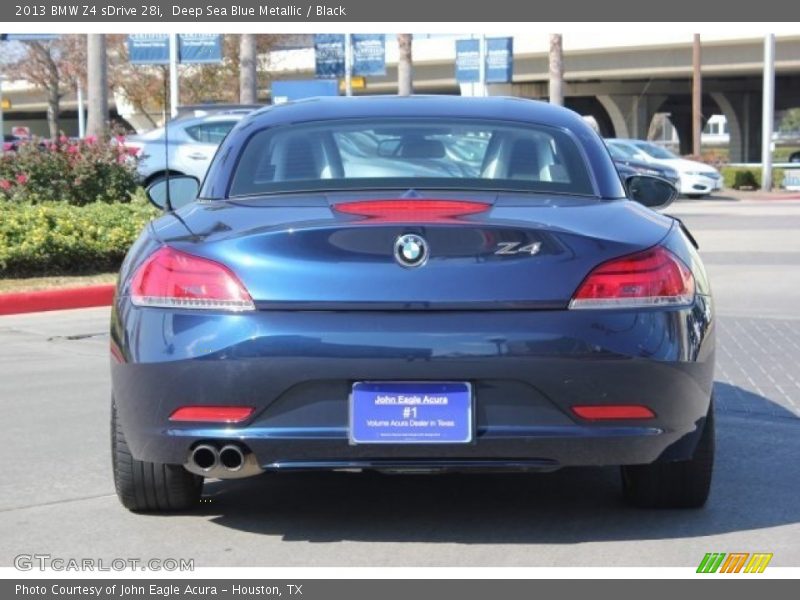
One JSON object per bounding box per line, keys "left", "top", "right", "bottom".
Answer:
{"left": 621, "top": 398, "right": 715, "bottom": 508}
{"left": 686, "top": 194, "right": 707, "bottom": 199}
{"left": 111, "top": 400, "right": 202, "bottom": 512}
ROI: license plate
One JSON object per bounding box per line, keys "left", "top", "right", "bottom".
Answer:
{"left": 349, "top": 382, "right": 473, "bottom": 444}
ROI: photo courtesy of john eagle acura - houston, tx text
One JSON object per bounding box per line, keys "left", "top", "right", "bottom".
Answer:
{"left": 110, "top": 95, "right": 715, "bottom": 513}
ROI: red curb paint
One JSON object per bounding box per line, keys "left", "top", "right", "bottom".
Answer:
{"left": 0, "top": 284, "right": 115, "bottom": 316}
{"left": 749, "top": 194, "right": 800, "bottom": 200}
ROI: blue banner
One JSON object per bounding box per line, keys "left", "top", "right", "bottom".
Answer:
{"left": 4, "top": 34, "right": 59, "bottom": 41}
{"left": 486, "top": 37, "right": 514, "bottom": 83}
{"left": 128, "top": 34, "right": 169, "bottom": 64}
{"left": 271, "top": 80, "right": 339, "bottom": 104}
{"left": 178, "top": 34, "right": 222, "bottom": 64}
{"left": 455, "top": 39, "right": 480, "bottom": 83}
{"left": 128, "top": 34, "right": 222, "bottom": 65}
{"left": 314, "top": 34, "right": 346, "bottom": 78}
{"left": 352, "top": 34, "right": 386, "bottom": 76}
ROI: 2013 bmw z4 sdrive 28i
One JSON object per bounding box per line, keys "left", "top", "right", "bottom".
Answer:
{"left": 110, "top": 96, "right": 715, "bottom": 512}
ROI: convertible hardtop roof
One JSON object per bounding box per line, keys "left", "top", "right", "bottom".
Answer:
{"left": 200, "top": 95, "right": 629, "bottom": 200}
{"left": 245, "top": 95, "right": 592, "bottom": 131}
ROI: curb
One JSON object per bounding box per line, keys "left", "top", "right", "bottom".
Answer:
{"left": 0, "top": 284, "right": 115, "bottom": 316}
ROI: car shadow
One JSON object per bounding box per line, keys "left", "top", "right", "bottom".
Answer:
{"left": 172, "top": 382, "right": 799, "bottom": 545}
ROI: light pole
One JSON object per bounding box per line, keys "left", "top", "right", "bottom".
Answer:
{"left": 169, "top": 33, "right": 179, "bottom": 118}
{"left": 478, "top": 34, "right": 487, "bottom": 97}
{"left": 761, "top": 33, "right": 775, "bottom": 191}
{"left": 76, "top": 78, "right": 85, "bottom": 138}
{"left": 344, "top": 34, "right": 353, "bottom": 97}
{"left": 692, "top": 34, "right": 702, "bottom": 157}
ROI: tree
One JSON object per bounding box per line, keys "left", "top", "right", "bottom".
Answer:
{"left": 548, "top": 34, "right": 564, "bottom": 106}
{"left": 397, "top": 34, "right": 413, "bottom": 96}
{"left": 107, "top": 34, "right": 289, "bottom": 127}
{"left": 86, "top": 34, "right": 108, "bottom": 137}
{"left": 0, "top": 35, "right": 88, "bottom": 139}
{"left": 239, "top": 34, "right": 257, "bottom": 104}
{"left": 778, "top": 108, "right": 800, "bottom": 133}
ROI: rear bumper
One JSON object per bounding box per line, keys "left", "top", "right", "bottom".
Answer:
{"left": 111, "top": 296, "right": 715, "bottom": 472}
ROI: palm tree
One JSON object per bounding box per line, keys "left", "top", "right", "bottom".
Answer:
{"left": 397, "top": 34, "right": 413, "bottom": 96}
{"left": 548, "top": 34, "right": 563, "bottom": 106}
{"left": 239, "top": 34, "right": 257, "bottom": 104}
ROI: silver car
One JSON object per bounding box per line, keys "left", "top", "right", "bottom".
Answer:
{"left": 124, "top": 113, "right": 247, "bottom": 186}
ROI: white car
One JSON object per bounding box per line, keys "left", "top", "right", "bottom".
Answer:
{"left": 124, "top": 113, "right": 247, "bottom": 186}
{"left": 606, "top": 139, "right": 722, "bottom": 198}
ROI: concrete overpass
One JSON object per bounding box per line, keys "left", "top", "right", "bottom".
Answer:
{"left": 267, "top": 32, "right": 800, "bottom": 161}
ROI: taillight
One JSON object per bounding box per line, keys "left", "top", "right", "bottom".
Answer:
{"left": 130, "top": 246, "right": 254, "bottom": 311}
{"left": 572, "top": 405, "right": 655, "bottom": 420}
{"left": 169, "top": 406, "right": 254, "bottom": 423}
{"left": 334, "top": 199, "right": 490, "bottom": 221}
{"left": 569, "top": 246, "right": 694, "bottom": 309}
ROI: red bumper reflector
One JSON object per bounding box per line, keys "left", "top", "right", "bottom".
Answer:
{"left": 169, "top": 406, "right": 254, "bottom": 423}
{"left": 571, "top": 405, "right": 655, "bottom": 420}
{"left": 334, "top": 199, "right": 490, "bottom": 221}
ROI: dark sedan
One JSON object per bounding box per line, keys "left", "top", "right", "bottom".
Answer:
{"left": 606, "top": 140, "right": 681, "bottom": 187}
{"left": 110, "top": 96, "right": 715, "bottom": 512}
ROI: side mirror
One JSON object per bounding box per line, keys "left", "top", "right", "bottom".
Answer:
{"left": 146, "top": 176, "right": 200, "bottom": 211}
{"left": 625, "top": 175, "right": 678, "bottom": 210}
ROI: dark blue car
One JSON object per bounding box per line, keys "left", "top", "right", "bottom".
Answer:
{"left": 110, "top": 96, "right": 715, "bottom": 512}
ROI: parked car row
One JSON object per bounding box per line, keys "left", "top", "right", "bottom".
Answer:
{"left": 605, "top": 138, "right": 722, "bottom": 198}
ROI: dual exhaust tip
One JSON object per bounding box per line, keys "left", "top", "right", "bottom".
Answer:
{"left": 186, "top": 443, "right": 262, "bottom": 479}
{"left": 192, "top": 443, "right": 245, "bottom": 472}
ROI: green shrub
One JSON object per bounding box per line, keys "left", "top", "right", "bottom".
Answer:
{"left": 0, "top": 134, "right": 139, "bottom": 205}
{"left": 721, "top": 166, "right": 785, "bottom": 189}
{"left": 732, "top": 170, "right": 758, "bottom": 190}
{"left": 0, "top": 190, "right": 159, "bottom": 277}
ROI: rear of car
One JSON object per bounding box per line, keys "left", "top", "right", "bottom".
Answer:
{"left": 111, "top": 97, "right": 715, "bottom": 513}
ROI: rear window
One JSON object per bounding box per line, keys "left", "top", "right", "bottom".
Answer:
{"left": 228, "top": 118, "right": 595, "bottom": 197}
{"left": 184, "top": 121, "right": 237, "bottom": 144}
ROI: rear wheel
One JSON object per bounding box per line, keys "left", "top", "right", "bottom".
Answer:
{"left": 621, "top": 398, "right": 714, "bottom": 508}
{"left": 111, "top": 400, "right": 202, "bottom": 512}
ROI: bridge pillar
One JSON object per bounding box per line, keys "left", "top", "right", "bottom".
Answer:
{"left": 596, "top": 94, "right": 666, "bottom": 139}
{"left": 669, "top": 109, "right": 694, "bottom": 155}
{"left": 711, "top": 91, "right": 761, "bottom": 163}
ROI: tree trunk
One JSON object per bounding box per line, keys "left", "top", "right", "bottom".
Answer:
{"left": 27, "top": 41, "right": 62, "bottom": 139}
{"left": 86, "top": 34, "right": 109, "bottom": 137}
{"left": 397, "top": 34, "right": 413, "bottom": 96}
{"left": 46, "top": 81, "right": 60, "bottom": 139}
{"left": 239, "top": 34, "right": 258, "bottom": 104}
{"left": 548, "top": 34, "right": 564, "bottom": 106}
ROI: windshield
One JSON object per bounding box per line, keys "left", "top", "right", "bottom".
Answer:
{"left": 228, "top": 118, "right": 595, "bottom": 197}
{"left": 633, "top": 142, "right": 677, "bottom": 160}
{"left": 606, "top": 142, "right": 638, "bottom": 160}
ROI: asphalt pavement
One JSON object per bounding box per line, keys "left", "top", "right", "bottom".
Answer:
{"left": 1, "top": 197, "right": 798, "bottom": 568}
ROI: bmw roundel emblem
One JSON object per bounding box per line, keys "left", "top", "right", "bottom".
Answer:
{"left": 394, "top": 234, "right": 428, "bottom": 268}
